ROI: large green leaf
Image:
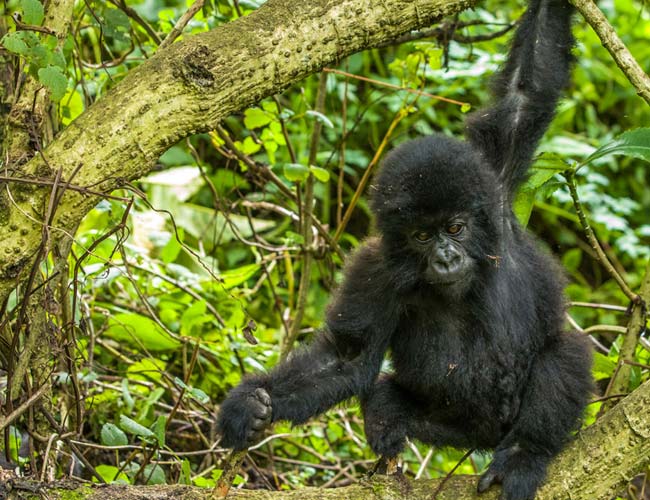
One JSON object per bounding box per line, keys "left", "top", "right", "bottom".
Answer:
{"left": 583, "top": 128, "right": 650, "bottom": 166}
{"left": 104, "top": 313, "right": 180, "bottom": 351}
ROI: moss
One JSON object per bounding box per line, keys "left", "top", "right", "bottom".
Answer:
{"left": 57, "top": 485, "right": 95, "bottom": 500}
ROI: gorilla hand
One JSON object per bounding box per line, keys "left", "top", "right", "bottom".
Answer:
{"left": 217, "top": 386, "right": 272, "bottom": 450}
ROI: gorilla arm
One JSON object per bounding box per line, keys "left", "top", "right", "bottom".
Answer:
{"left": 465, "top": 0, "right": 575, "bottom": 196}
{"left": 217, "top": 240, "right": 396, "bottom": 451}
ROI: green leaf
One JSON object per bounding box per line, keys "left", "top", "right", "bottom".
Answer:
{"left": 592, "top": 352, "right": 617, "bottom": 381}
{"left": 283, "top": 163, "right": 310, "bottom": 182}
{"left": 21, "top": 0, "right": 44, "bottom": 25}
{"left": 310, "top": 165, "right": 330, "bottom": 182}
{"left": 119, "top": 415, "right": 156, "bottom": 439}
{"left": 160, "top": 230, "right": 183, "bottom": 263}
{"left": 561, "top": 248, "right": 582, "bottom": 273}
{"left": 121, "top": 378, "right": 135, "bottom": 412}
{"left": 238, "top": 136, "right": 261, "bottom": 155}
{"left": 38, "top": 65, "right": 67, "bottom": 101}
{"left": 460, "top": 103, "right": 472, "bottom": 113}
{"left": 513, "top": 190, "right": 535, "bottom": 227}
{"left": 219, "top": 263, "right": 261, "bottom": 289}
{"left": 284, "top": 231, "right": 304, "bottom": 245}
{"left": 105, "top": 313, "right": 180, "bottom": 351}
{"left": 583, "top": 128, "right": 650, "bottom": 166}
{"left": 103, "top": 8, "right": 130, "bottom": 41}
{"left": 1, "top": 32, "right": 29, "bottom": 55}
{"left": 94, "top": 465, "right": 130, "bottom": 484}
{"left": 189, "top": 387, "right": 210, "bottom": 404}
{"left": 104, "top": 8, "right": 130, "bottom": 30}
{"left": 513, "top": 154, "right": 568, "bottom": 226}
{"left": 143, "top": 464, "right": 167, "bottom": 485}
{"left": 152, "top": 415, "right": 166, "bottom": 447}
{"left": 180, "top": 459, "right": 192, "bottom": 485}
{"left": 244, "top": 107, "right": 273, "bottom": 129}
{"left": 101, "top": 423, "right": 128, "bottom": 446}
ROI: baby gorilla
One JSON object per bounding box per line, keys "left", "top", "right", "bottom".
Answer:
{"left": 217, "top": 1, "right": 593, "bottom": 499}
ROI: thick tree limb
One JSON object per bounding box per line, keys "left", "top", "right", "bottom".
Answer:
{"left": 4, "top": 380, "right": 650, "bottom": 499}
{"left": 0, "top": 0, "right": 475, "bottom": 304}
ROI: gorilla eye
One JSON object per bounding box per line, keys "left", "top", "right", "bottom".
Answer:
{"left": 413, "top": 231, "right": 433, "bottom": 243}
{"left": 446, "top": 223, "right": 464, "bottom": 235}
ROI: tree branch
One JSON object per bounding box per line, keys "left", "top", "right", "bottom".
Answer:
{"left": 571, "top": 0, "right": 650, "bottom": 106}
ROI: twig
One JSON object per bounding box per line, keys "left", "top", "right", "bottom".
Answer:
{"left": 159, "top": 0, "right": 205, "bottom": 50}
{"left": 323, "top": 68, "right": 469, "bottom": 107}
{"left": 0, "top": 383, "right": 50, "bottom": 432}
{"left": 563, "top": 170, "right": 638, "bottom": 303}
{"left": 374, "top": 20, "right": 515, "bottom": 48}
{"left": 430, "top": 448, "right": 474, "bottom": 500}
{"left": 212, "top": 449, "right": 247, "bottom": 498}
{"left": 606, "top": 260, "right": 650, "bottom": 401}
{"left": 569, "top": 301, "right": 628, "bottom": 312}
{"left": 571, "top": 0, "right": 650, "bottom": 106}
{"left": 110, "top": 0, "right": 162, "bottom": 44}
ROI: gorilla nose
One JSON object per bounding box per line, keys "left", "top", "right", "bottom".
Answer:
{"left": 432, "top": 253, "right": 462, "bottom": 275}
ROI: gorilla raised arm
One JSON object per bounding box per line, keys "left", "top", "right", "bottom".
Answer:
{"left": 217, "top": 1, "right": 593, "bottom": 499}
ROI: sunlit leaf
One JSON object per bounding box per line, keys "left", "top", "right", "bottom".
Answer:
{"left": 244, "top": 107, "right": 274, "bottom": 129}
{"left": 310, "top": 165, "right": 330, "bottom": 182}
{"left": 94, "top": 465, "right": 129, "bottom": 484}
{"left": 592, "top": 352, "right": 617, "bottom": 381}
{"left": 219, "top": 263, "right": 261, "bottom": 289}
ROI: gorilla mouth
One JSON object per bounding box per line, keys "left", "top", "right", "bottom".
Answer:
{"left": 425, "top": 274, "right": 469, "bottom": 286}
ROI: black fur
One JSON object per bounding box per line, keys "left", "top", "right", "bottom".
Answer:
{"left": 217, "top": 1, "right": 593, "bottom": 499}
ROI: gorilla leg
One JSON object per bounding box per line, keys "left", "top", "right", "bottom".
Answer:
{"left": 362, "top": 376, "right": 474, "bottom": 458}
{"left": 479, "top": 332, "right": 592, "bottom": 500}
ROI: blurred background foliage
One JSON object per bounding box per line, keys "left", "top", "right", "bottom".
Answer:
{"left": 1, "top": 0, "right": 649, "bottom": 491}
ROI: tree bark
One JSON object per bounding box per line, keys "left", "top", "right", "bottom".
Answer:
{"left": 3, "top": 380, "right": 650, "bottom": 500}
{"left": 0, "top": 0, "right": 475, "bottom": 304}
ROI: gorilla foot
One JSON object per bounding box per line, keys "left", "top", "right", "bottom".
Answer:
{"left": 477, "top": 445, "right": 547, "bottom": 500}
